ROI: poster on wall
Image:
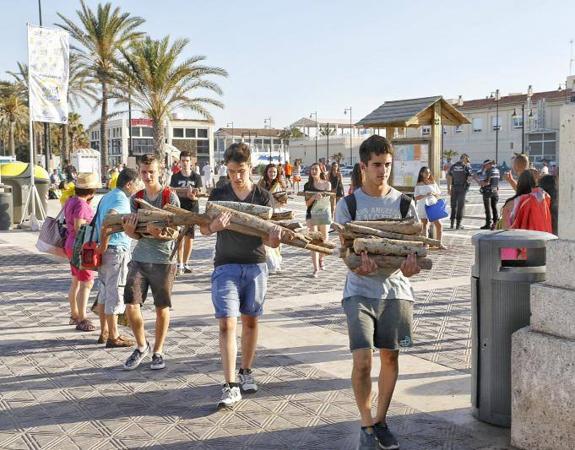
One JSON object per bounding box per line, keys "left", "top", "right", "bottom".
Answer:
{"left": 392, "top": 141, "right": 429, "bottom": 188}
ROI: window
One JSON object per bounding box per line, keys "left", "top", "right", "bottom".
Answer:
{"left": 185, "top": 128, "right": 196, "bottom": 138}
{"left": 132, "top": 138, "right": 154, "bottom": 155}
{"left": 513, "top": 116, "right": 523, "bottom": 129}
{"left": 421, "top": 126, "right": 431, "bottom": 136}
{"left": 455, "top": 125, "right": 463, "bottom": 133}
{"left": 491, "top": 116, "right": 502, "bottom": 131}
{"left": 141, "top": 127, "right": 153, "bottom": 137}
{"left": 131, "top": 127, "right": 141, "bottom": 137}
{"left": 173, "top": 128, "right": 184, "bottom": 138}
{"left": 197, "top": 128, "right": 208, "bottom": 138}
{"left": 472, "top": 118, "right": 483, "bottom": 132}
{"left": 197, "top": 140, "right": 209, "bottom": 154}
{"left": 527, "top": 131, "right": 556, "bottom": 162}
{"left": 273, "top": 139, "right": 281, "bottom": 145}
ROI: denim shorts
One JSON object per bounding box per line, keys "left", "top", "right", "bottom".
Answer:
{"left": 342, "top": 296, "right": 413, "bottom": 352}
{"left": 211, "top": 263, "right": 268, "bottom": 319}
{"left": 97, "top": 247, "right": 129, "bottom": 315}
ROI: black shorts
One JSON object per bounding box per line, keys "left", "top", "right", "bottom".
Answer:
{"left": 124, "top": 261, "right": 176, "bottom": 308}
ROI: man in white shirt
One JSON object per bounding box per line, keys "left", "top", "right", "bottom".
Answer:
{"left": 202, "top": 162, "right": 213, "bottom": 189}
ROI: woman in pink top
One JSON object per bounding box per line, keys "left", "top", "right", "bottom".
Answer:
{"left": 63, "top": 173, "right": 100, "bottom": 332}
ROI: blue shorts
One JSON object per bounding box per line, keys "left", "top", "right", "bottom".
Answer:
{"left": 211, "top": 263, "right": 268, "bottom": 319}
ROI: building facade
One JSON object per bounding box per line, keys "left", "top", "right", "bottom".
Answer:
{"left": 89, "top": 117, "right": 215, "bottom": 166}
{"left": 214, "top": 128, "right": 289, "bottom": 166}
{"left": 434, "top": 77, "right": 575, "bottom": 166}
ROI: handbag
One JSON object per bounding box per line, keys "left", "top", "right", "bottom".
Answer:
{"left": 310, "top": 195, "right": 332, "bottom": 225}
{"left": 36, "top": 209, "right": 67, "bottom": 258}
{"left": 425, "top": 198, "right": 449, "bottom": 222}
{"left": 71, "top": 202, "right": 102, "bottom": 270}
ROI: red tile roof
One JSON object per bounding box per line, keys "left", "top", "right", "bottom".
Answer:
{"left": 458, "top": 89, "right": 572, "bottom": 110}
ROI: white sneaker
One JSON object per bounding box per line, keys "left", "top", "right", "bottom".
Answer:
{"left": 217, "top": 384, "right": 242, "bottom": 408}
{"left": 177, "top": 264, "right": 184, "bottom": 276}
{"left": 239, "top": 369, "right": 258, "bottom": 393}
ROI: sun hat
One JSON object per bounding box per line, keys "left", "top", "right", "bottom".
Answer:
{"left": 482, "top": 159, "right": 495, "bottom": 166}
{"left": 76, "top": 172, "right": 101, "bottom": 189}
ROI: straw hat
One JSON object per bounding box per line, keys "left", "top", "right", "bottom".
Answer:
{"left": 76, "top": 172, "right": 101, "bottom": 189}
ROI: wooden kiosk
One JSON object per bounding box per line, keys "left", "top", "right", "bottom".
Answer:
{"left": 357, "top": 96, "right": 470, "bottom": 192}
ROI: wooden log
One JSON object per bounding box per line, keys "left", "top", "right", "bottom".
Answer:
{"left": 271, "top": 210, "right": 294, "bottom": 221}
{"left": 206, "top": 202, "right": 333, "bottom": 255}
{"left": 353, "top": 237, "right": 427, "bottom": 257}
{"left": 272, "top": 219, "right": 303, "bottom": 231}
{"left": 134, "top": 198, "right": 167, "bottom": 212}
{"left": 207, "top": 201, "right": 273, "bottom": 219}
{"left": 351, "top": 219, "right": 422, "bottom": 235}
{"left": 297, "top": 191, "right": 336, "bottom": 197}
{"left": 344, "top": 252, "right": 433, "bottom": 271}
{"left": 345, "top": 223, "right": 441, "bottom": 247}
{"left": 169, "top": 187, "right": 208, "bottom": 197}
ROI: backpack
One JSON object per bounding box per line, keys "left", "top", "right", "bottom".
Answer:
{"left": 134, "top": 187, "right": 172, "bottom": 209}
{"left": 344, "top": 191, "right": 412, "bottom": 221}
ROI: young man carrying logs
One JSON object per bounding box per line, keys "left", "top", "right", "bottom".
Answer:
{"left": 334, "top": 135, "right": 421, "bottom": 450}
{"left": 170, "top": 150, "right": 203, "bottom": 275}
{"left": 121, "top": 154, "right": 181, "bottom": 371}
{"left": 200, "top": 143, "right": 282, "bottom": 409}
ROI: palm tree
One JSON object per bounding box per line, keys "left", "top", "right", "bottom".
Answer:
{"left": 443, "top": 149, "right": 459, "bottom": 163}
{"left": 57, "top": 0, "right": 144, "bottom": 175}
{"left": 333, "top": 152, "right": 344, "bottom": 164}
{"left": 0, "top": 82, "right": 28, "bottom": 158}
{"left": 319, "top": 126, "right": 336, "bottom": 136}
{"left": 113, "top": 35, "right": 227, "bottom": 160}
{"left": 68, "top": 112, "right": 88, "bottom": 151}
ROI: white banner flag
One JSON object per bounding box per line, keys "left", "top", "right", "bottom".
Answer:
{"left": 27, "top": 25, "right": 69, "bottom": 124}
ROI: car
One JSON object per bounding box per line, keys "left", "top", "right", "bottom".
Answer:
{"left": 340, "top": 165, "right": 354, "bottom": 176}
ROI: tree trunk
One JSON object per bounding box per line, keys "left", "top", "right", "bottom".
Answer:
{"left": 208, "top": 201, "right": 273, "bottom": 219}
{"left": 62, "top": 123, "right": 69, "bottom": 163}
{"left": 345, "top": 223, "right": 441, "bottom": 247}
{"left": 9, "top": 121, "right": 15, "bottom": 158}
{"left": 152, "top": 117, "right": 165, "bottom": 163}
{"left": 100, "top": 81, "right": 109, "bottom": 178}
{"left": 350, "top": 219, "right": 422, "bottom": 235}
{"left": 344, "top": 252, "right": 433, "bottom": 272}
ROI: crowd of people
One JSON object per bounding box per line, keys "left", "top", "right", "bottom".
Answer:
{"left": 51, "top": 135, "right": 560, "bottom": 450}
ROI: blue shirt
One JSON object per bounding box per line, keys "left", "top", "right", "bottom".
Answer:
{"left": 94, "top": 188, "right": 132, "bottom": 250}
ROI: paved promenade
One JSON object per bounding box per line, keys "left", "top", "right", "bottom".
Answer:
{"left": 0, "top": 185, "right": 515, "bottom": 449}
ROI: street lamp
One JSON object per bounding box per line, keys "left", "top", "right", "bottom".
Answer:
{"left": 344, "top": 107, "right": 353, "bottom": 165}
{"left": 512, "top": 85, "right": 534, "bottom": 154}
{"left": 309, "top": 112, "right": 318, "bottom": 163}
{"left": 490, "top": 90, "right": 500, "bottom": 162}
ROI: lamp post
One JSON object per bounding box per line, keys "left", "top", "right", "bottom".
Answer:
{"left": 490, "top": 90, "right": 500, "bottom": 162}
{"left": 37, "top": 0, "right": 51, "bottom": 169}
{"left": 344, "top": 107, "right": 353, "bottom": 165}
{"left": 310, "top": 112, "right": 318, "bottom": 163}
{"left": 511, "top": 85, "right": 533, "bottom": 155}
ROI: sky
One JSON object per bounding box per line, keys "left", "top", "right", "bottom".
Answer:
{"left": 0, "top": 0, "right": 573, "bottom": 130}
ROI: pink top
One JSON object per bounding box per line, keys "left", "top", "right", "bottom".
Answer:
{"left": 63, "top": 196, "right": 94, "bottom": 253}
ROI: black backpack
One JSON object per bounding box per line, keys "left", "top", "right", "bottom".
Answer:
{"left": 344, "top": 191, "right": 412, "bottom": 221}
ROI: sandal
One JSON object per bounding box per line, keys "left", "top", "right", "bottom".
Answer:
{"left": 97, "top": 332, "right": 109, "bottom": 344}
{"left": 76, "top": 319, "right": 96, "bottom": 332}
{"left": 69, "top": 316, "right": 79, "bottom": 325}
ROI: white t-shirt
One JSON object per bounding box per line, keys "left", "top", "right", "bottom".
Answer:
{"left": 414, "top": 182, "right": 441, "bottom": 219}
{"left": 202, "top": 165, "right": 212, "bottom": 177}
{"left": 540, "top": 166, "right": 549, "bottom": 175}
{"left": 218, "top": 165, "right": 228, "bottom": 177}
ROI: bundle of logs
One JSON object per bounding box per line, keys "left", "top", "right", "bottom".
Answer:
{"left": 333, "top": 218, "right": 436, "bottom": 274}
{"left": 102, "top": 200, "right": 334, "bottom": 255}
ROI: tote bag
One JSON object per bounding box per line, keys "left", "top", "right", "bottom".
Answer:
{"left": 36, "top": 210, "right": 67, "bottom": 258}
{"left": 425, "top": 198, "right": 449, "bottom": 222}
{"left": 310, "top": 196, "right": 332, "bottom": 226}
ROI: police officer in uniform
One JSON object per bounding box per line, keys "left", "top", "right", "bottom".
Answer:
{"left": 479, "top": 159, "right": 500, "bottom": 230}
{"left": 447, "top": 153, "right": 472, "bottom": 229}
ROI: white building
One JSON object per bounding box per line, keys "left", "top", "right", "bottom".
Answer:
{"left": 89, "top": 117, "right": 215, "bottom": 166}
{"left": 438, "top": 76, "right": 575, "bottom": 166}
{"left": 214, "top": 127, "right": 289, "bottom": 166}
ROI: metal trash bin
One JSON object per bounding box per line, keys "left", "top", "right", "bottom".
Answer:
{"left": 471, "top": 230, "right": 557, "bottom": 427}
{"left": 0, "top": 162, "right": 49, "bottom": 223}
{"left": 0, "top": 185, "right": 13, "bottom": 230}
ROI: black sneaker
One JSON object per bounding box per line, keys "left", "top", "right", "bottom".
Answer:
{"left": 359, "top": 427, "right": 379, "bottom": 449}
{"left": 480, "top": 224, "right": 491, "bottom": 230}
{"left": 150, "top": 353, "right": 165, "bottom": 370}
{"left": 373, "top": 422, "right": 399, "bottom": 449}
{"left": 449, "top": 221, "right": 454, "bottom": 230}
{"left": 123, "top": 343, "right": 150, "bottom": 370}
{"left": 456, "top": 224, "right": 463, "bottom": 230}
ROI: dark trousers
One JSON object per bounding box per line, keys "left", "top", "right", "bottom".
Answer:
{"left": 450, "top": 187, "right": 467, "bottom": 225}
{"left": 482, "top": 192, "right": 499, "bottom": 225}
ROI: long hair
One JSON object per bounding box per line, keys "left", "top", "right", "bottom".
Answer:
{"left": 539, "top": 175, "right": 558, "bottom": 234}
{"left": 416, "top": 166, "right": 434, "bottom": 184}
{"left": 505, "top": 170, "right": 537, "bottom": 207}
{"left": 329, "top": 161, "right": 341, "bottom": 178}
{"left": 305, "top": 162, "right": 322, "bottom": 189}
{"left": 350, "top": 163, "right": 363, "bottom": 191}
{"left": 261, "top": 163, "right": 278, "bottom": 190}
